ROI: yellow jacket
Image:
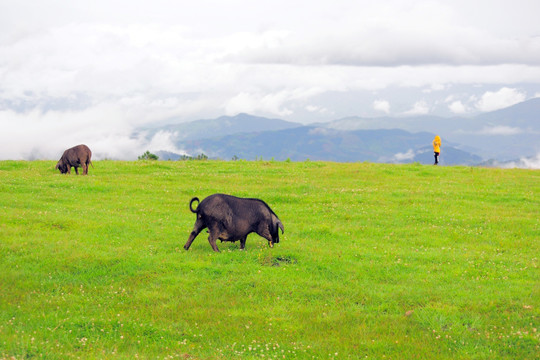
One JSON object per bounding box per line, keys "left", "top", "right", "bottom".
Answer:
{"left": 433, "top": 136, "right": 441, "bottom": 153}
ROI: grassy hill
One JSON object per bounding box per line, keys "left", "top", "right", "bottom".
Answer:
{"left": 0, "top": 160, "right": 538, "bottom": 359}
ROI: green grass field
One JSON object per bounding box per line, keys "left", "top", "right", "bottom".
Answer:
{"left": 0, "top": 160, "right": 538, "bottom": 359}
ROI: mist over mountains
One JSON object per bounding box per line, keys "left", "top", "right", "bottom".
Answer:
{"left": 320, "top": 98, "right": 540, "bottom": 161}
{"left": 145, "top": 98, "right": 540, "bottom": 167}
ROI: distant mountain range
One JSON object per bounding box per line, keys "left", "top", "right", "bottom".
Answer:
{"left": 143, "top": 113, "right": 299, "bottom": 141}
{"left": 318, "top": 98, "right": 540, "bottom": 161}
{"left": 144, "top": 98, "right": 540, "bottom": 166}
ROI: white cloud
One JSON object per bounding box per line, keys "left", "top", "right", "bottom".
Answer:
{"left": 496, "top": 153, "right": 540, "bottom": 169}
{"left": 422, "top": 84, "right": 446, "bottom": 93}
{"left": 519, "top": 153, "right": 540, "bottom": 169}
{"left": 478, "top": 126, "right": 523, "bottom": 135}
{"left": 403, "top": 101, "right": 429, "bottom": 115}
{"left": 373, "top": 100, "right": 390, "bottom": 114}
{"left": 1, "top": 0, "right": 540, "bottom": 160}
{"left": 305, "top": 105, "right": 329, "bottom": 114}
{"left": 445, "top": 95, "right": 455, "bottom": 102}
{"left": 0, "top": 105, "right": 186, "bottom": 160}
{"left": 475, "top": 87, "right": 526, "bottom": 112}
{"left": 224, "top": 87, "right": 326, "bottom": 117}
{"left": 225, "top": 2, "right": 540, "bottom": 68}
{"left": 224, "top": 92, "right": 293, "bottom": 117}
{"left": 448, "top": 100, "right": 468, "bottom": 114}
{"left": 146, "top": 130, "right": 187, "bottom": 155}
{"left": 393, "top": 149, "right": 416, "bottom": 161}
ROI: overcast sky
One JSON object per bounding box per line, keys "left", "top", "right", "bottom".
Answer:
{"left": 1, "top": 0, "right": 540, "bottom": 159}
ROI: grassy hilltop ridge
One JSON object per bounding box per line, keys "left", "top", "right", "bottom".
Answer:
{"left": 0, "top": 160, "right": 538, "bottom": 359}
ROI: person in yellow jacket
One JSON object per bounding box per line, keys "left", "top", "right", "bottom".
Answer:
{"left": 433, "top": 135, "right": 441, "bottom": 165}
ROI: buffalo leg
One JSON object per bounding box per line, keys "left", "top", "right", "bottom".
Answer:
{"left": 184, "top": 220, "right": 205, "bottom": 250}
{"left": 239, "top": 236, "right": 247, "bottom": 250}
{"left": 82, "top": 163, "right": 88, "bottom": 175}
{"left": 74, "top": 166, "right": 79, "bottom": 175}
{"left": 257, "top": 228, "right": 274, "bottom": 248}
{"left": 207, "top": 231, "right": 220, "bottom": 252}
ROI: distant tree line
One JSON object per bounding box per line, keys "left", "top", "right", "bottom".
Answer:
{"left": 138, "top": 151, "right": 209, "bottom": 161}
{"left": 138, "top": 151, "right": 159, "bottom": 160}
{"left": 178, "top": 153, "right": 209, "bottom": 161}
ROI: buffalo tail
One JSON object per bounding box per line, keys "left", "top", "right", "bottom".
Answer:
{"left": 189, "top": 197, "right": 200, "bottom": 213}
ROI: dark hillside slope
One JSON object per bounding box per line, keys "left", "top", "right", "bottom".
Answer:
{"left": 181, "top": 127, "right": 480, "bottom": 163}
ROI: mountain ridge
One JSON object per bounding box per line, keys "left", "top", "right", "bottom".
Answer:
{"left": 144, "top": 113, "right": 302, "bottom": 141}
{"left": 143, "top": 98, "right": 540, "bottom": 165}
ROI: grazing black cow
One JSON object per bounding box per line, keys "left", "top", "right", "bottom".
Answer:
{"left": 56, "top": 144, "right": 93, "bottom": 175}
{"left": 184, "top": 194, "right": 284, "bottom": 252}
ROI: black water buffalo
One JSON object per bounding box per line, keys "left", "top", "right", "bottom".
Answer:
{"left": 184, "top": 194, "right": 284, "bottom": 252}
{"left": 56, "top": 144, "right": 93, "bottom": 175}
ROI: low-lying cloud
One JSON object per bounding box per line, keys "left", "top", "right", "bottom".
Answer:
{"left": 478, "top": 126, "right": 523, "bottom": 136}
{"left": 0, "top": 106, "right": 185, "bottom": 160}
{"left": 493, "top": 153, "right": 540, "bottom": 169}
{"left": 392, "top": 149, "right": 416, "bottom": 162}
